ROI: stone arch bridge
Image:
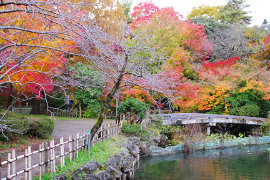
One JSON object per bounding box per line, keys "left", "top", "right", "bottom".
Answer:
{"left": 158, "top": 113, "right": 266, "bottom": 136}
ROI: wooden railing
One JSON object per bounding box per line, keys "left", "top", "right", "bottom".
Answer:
{"left": 0, "top": 121, "right": 122, "bottom": 180}
{"left": 12, "top": 108, "right": 32, "bottom": 114}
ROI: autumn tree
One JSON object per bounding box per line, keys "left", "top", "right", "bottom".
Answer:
{"left": 0, "top": 0, "right": 187, "bottom": 138}
{"left": 128, "top": 2, "right": 213, "bottom": 110}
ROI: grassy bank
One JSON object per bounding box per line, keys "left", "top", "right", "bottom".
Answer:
{"left": 35, "top": 135, "right": 127, "bottom": 180}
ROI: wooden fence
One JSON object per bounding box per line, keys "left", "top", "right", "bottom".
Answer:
{"left": 12, "top": 108, "right": 32, "bottom": 114}
{"left": 0, "top": 122, "right": 122, "bottom": 180}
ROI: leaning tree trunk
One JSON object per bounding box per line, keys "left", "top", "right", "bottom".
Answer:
{"left": 90, "top": 52, "right": 129, "bottom": 140}
{"left": 78, "top": 101, "right": 82, "bottom": 118}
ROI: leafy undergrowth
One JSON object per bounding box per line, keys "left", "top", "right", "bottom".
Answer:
{"left": 35, "top": 135, "right": 127, "bottom": 180}
{"left": 121, "top": 124, "right": 151, "bottom": 141}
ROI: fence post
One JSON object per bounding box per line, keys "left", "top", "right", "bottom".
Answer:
{"left": 28, "top": 146, "right": 32, "bottom": 180}
{"left": 113, "top": 122, "right": 116, "bottom": 135}
{"left": 76, "top": 133, "right": 79, "bottom": 158}
{"left": 44, "top": 142, "right": 49, "bottom": 173}
{"left": 11, "top": 149, "right": 16, "bottom": 180}
{"left": 39, "top": 144, "right": 43, "bottom": 180}
{"left": 72, "top": 134, "right": 76, "bottom": 161}
{"left": 24, "top": 149, "right": 28, "bottom": 180}
{"left": 7, "top": 152, "right": 11, "bottom": 179}
{"left": 100, "top": 126, "right": 103, "bottom": 142}
{"left": 50, "top": 140, "right": 56, "bottom": 173}
{"left": 69, "top": 135, "right": 72, "bottom": 160}
{"left": 0, "top": 157, "right": 2, "bottom": 178}
{"left": 88, "top": 132, "right": 91, "bottom": 157}
{"left": 60, "top": 137, "right": 64, "bottom": 167}
{"left": 82, "top": 130, "right": 86, "bottom": 150}
{"left": 107, "top": 124, "right": 111, "bottom": 139}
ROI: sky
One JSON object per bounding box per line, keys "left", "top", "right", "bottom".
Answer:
{"left": 131, "top": 0, "right": 270, "bottom": 26}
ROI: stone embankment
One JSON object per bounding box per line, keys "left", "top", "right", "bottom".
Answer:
{"left": 54, "top": 137, "right": 141, "bottom": 180}
{"left": 150, "top": 136, "right": 270, "bottom": 156}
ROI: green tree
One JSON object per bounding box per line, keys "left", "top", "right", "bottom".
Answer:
{"left": 190, "top": 17, "right": 230, "bottom": 36}
{"left": 72, "top": 63, "right": 105, "bottom": 118}
{"left": 219, "top": 0, "right": 252, "bottom": 24}
{"left": 117, "top": 98, "right": 148, "bottom": 124}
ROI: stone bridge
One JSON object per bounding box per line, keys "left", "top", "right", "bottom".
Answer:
{"left": 158, "top": 113, "right": 266, "bottom": 135}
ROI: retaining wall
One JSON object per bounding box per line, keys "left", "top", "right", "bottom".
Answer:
{"left": 150, "top": 136, "right": 270, "bottom": 156}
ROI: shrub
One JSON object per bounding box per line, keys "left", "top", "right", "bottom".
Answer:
{"left": 227, "top": 89, "right": 270, "bottom": 117}
{"left": 0, "top": 119, "right": 31, "bottom": 141}
{"left": 0, "top": 110, "right": 28, "bottom": 120}
{"left": 229, "top": 104, "right": 260, "bottom": 117}
{"left": 261, "top": 119, "right": 270, "bottom": 136}
{"left": 28, "top": 118, "right": 54, "bottom": 139}
{"left": 118, "top": 98, "right": 148, "bottom": 124}
{"left": 121, "top": 124, "right": 150, "bottom": 141}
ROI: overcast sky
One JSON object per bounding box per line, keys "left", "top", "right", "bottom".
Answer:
{"left": 131, "top": 0, "right": 270, "bottom": 26}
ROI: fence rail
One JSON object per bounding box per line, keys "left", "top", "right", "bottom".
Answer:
{"left": 0, "top": 121, "right": 122, "bottom": 180}
{"left": 12, "top": 108, "right": 32, "bottom": 114}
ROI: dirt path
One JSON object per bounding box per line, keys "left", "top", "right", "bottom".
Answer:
{"left": 0, "top": 119, "right": 113, "bottom": 179}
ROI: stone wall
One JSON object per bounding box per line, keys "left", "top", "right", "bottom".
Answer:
{"left": 150, "top": 136, "right": 270, "bottom": 156}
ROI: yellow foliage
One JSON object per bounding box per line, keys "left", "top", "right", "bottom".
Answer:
{"left": 187, "top": 5, "right": 220, "bottom": 20}
{"left": 198, "top": 83, "right": 231, "bottom": 112}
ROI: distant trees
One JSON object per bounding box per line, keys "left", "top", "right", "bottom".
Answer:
{"left": 188, "top": 5, "right": 220, "bottom": 20}
{"left": 219, "top": 0, "right": 252, "bottom": 24}
{"left": 188, "top": 0, "right": 252, "bottom": 25}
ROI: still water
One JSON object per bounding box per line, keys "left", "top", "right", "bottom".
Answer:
{"left": 134, "top": 144, "right": 270, "bottom": 180}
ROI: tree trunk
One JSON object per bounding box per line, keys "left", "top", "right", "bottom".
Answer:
{"left": 79, "top": 101, "right": 82, "bottom": 118}
{"left": 31, "top": 99, "right": 41, "bottom": 114}
{"left": 90, "top": 52, "right": 130, "bottom": 140}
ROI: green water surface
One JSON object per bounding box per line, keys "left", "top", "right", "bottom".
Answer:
{"left": 134, "top": 144, "right": 270, "bottom": 180}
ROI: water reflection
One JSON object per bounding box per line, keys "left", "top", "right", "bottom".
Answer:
{"left": 134, "top": 144, "right": 270, "bottom": 180}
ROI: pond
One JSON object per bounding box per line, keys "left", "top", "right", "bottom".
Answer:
{"left": 134, "top": 144, "right": 270, "bottom": 180}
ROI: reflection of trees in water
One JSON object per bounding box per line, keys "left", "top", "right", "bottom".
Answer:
{"left": 135, "top": 149, "right": 270, "bottom": 180}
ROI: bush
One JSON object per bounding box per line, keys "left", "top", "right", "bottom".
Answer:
{"left": 0, "top": 110, "right": 28, "bottom": 120}
{"left": 118, "top": 98, "right": 148, "bottom": 122}
{"left": 28, "top": 118, "right": 54, "bottom": 139}
{"left": 229, "top": 104, "right": 260, "bottom": 117}
{"left": 261, "top": 120, "right": 270, "bottom": 136}
{"left": 121, "top": 124, "right": 150, "bottom": 141}
{"left": 227, "top": 89, "right": 270, "bottom": 117}
{"left": 0, "top": 119, "right": 31, "bottom": 141}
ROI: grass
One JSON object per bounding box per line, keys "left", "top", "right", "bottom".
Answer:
{"left": 34, "top": 135, "right": 127, "bottom": 180}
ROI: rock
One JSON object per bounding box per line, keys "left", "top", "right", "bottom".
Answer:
{"left": 127, "top": 140, "right": 140, "bottom": 157}
{"left": 82, "top": 174, "right": 102, "bottom": 180}
{"left": 83, "top": 171, "right": 114, "bottom": 180}
{"left": 128, "top": 137, "right": 141, "bottom": 145}
{"left": 106, "top": 154, "right": 123, "bottom": 169}
{"left": 122, "top": 155, "right": 135, "bottom": 172}
{"left": 105, "top": 166, "right": 122, "bottom": 179}
{"left": 71, "top": 161, "right": 101, "bottom": 179}
{"left": 139, "top": 141, "right": 151, "bottom": 157}
{"left": 53, "top": 171, "right": 70, "bottom": 180}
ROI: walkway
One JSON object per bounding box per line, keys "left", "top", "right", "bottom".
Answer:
{"left": 53, "top": 119, "right": 111, "bottom": 139}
